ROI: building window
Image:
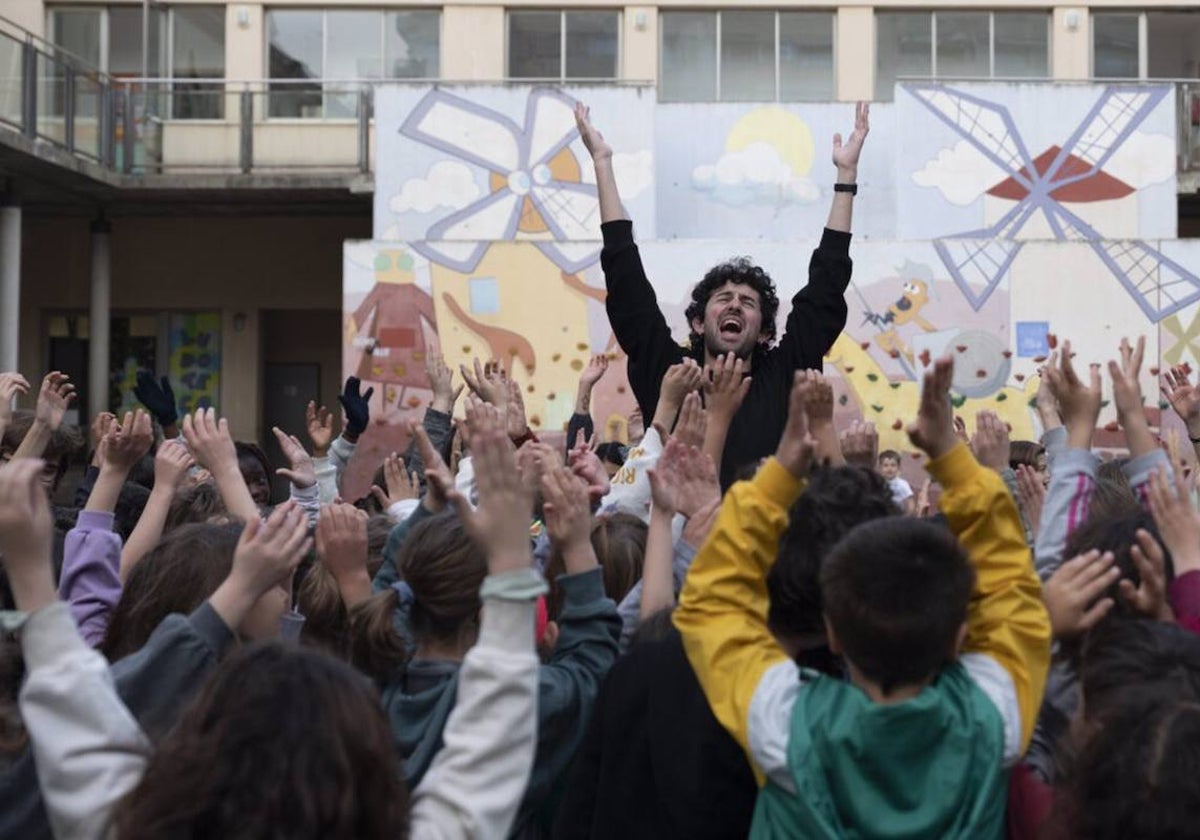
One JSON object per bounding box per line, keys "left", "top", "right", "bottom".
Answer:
{"left": 47, "top": 5, "right": 224, "bottom": 118}
{"left": 267, "top": 9, "right": 440, "bottom": 118}
{"left": 508, "top": 10, "right": 619, "bottom": 80}
{"left": 660, "top": 11, "right": 834, "bottom": 103}
{"left": 1093, "top": 12, "right": 1200, "bottom": 79}
{"left": 875, "top": 11, "right": 1049, "bottom": 100}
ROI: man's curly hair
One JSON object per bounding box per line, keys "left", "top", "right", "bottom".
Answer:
{"left": 684, "top": 257, "right": 781, "bottom": 361}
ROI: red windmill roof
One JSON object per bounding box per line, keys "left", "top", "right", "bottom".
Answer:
{"left": 986, "top": 146, "right": 1134, "bottom": 203}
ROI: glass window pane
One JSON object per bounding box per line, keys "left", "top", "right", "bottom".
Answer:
{"left": 876, "top": 12, "right": 931, "bottom": 100}
{"left": 171, "top": 6, "right": 224, "bottom": 119}
{"left": 779, "top": 12, "right": 833, "bottom": 101}
{"left": 935, "top": 12, "right": 989, "bottom": 78}
{"left": 108, "top": 7, "right": 144, "bottom": 76}
{"left": 509, "top": 11, "right": 560, "bottom": 78}
{"left": 1146, "top": 11, "right": 1200, "bottom": 79}
{"left": 50, "top": 9, "right": 101, "bottom": 68}
{"left": 994, "top": 13, "right": 1048, "bottom": 77}
{"left": 386, "top": 11, "right": 439, "bottom": 78}
{"left": 661, "top": 12, "right": 716, "bottom": 101}
{"left": 268, "top": 10, "right": 323, "bottom": 118}
{"left": 325, "top": 11, "right": 379, "bottom": 119}
{"left": 1093, "top": 14, "right": 1140, "bottom": 78}
{"left": 720, "top": 11, "right": 774, "bottom": 101}
{"left": 565, "top": 11, "right": 618, "bottom": 79}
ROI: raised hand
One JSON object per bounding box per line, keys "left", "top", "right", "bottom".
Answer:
{"left": 0, "top": 372, "right": 30, "bottom": 437}
{"left": 1015, "top": 463, "right": 1046, "bottom": 539}
{"left": 1042, "top": 550, "right": 1118, "bottom": 638}
{"left": 1043, "top": 343, "right": 1102, "bottom": 451}
{"left": 840, "top": 419, "right": 879, "bottom": 470}
{"left": 411, "top": 420, "right": 454, "bottom": 514}
{"left": 1108, "top": 336, "right": 1146, "bottom": 419}
{"left": 102, "top": 410, "right": 154, "bottom": 473}
{"left": 338, "top": 376, "right": 373, "bottom": 442}
{"left": 183, "top": 407, "right": 236, "bottom": 473}
{"left": 216, "top": 503, "right": 311, "bottom": 623}
{"left": 154, "top": 438, "right": 195, "bottom": 490}
{"left": 1117, "top": 529, "right": 1173, "bottom": 622}
{"left": 426, "top": 351, "right": 463, "bottom": 414}
{"left": 1162, "top": 365, "right": 1200, "bottom": 439}
{"left": 661, "top": 359, "right": 703, "bottom": 410}
{"left": 795, "top": 368, "right": 842, "bottom": 466}
{"left": 776, "top": 371, "right": 817, "bottom": 477}
{"left": 541, "top": 465, "right": 596, "bottom": 571}
{"left": 0, "top": 459, "right": 56, "bottom": 610}
{"left": 970, "top": 410, "right": 1011, "bottom": 473}
{"left": 34, "top": 371, "right": 75, "bottom": 431}
{"left": 579, "top": 354, "right": 609, "bottom": 389}
{"left": 370, "top": 452, "right": 420, "bottom": 510}
{"left": 459, "top": 358, "right": 506, "bottom": 405}
{"left": 89, "top": 411, "right": 116, "bottom": 467}
{"left": 573, "top": 101, "right": 613, "bottom": 162}
{"left": 504, "top": 376, "right": 530, "bottom": 439}
{"left": 305, "top": 400, "right": 334, "bottom": 457}
{"left": 568, "top": 437, "right": 611, "bottom": 503}
{"left": 1035, "top": 367, "right": 1062, "bottom": 431}
{"left": 453, "top": 400, "right": 535, "bottom": 574}
{"left": 133, "top": 371, "right": 178, "bottom": 429}
{"left": 906, "top": 356, "right": 959, "bottom": 461}
{"left": 674, "top": 392, "right": 707, "bottom": 450}
{"left": 316, "top": 502, "right": 371, "bottom": 606}
{"left": 1147, "top": 467, "right": 1200, "bottom": 576}
{"left": 272, "top": 426, "right": 316, "bottom": 489}
{"left": 704, "top": 353, "right": 751, "bottom": 422}
{"left": 832, "top": 101, "right": 870, "bottom": 179}
{"left": 649, "top": 437, "right": 719, "bottom": 519}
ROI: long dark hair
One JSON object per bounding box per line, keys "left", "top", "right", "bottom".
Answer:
{"left": 102, "top": 523, "right": 240, "bottom": 661}
{"left": 113, "top": 642, "right": 409, "bottom": 839}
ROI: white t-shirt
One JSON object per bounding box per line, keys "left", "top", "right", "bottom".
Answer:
{"left": 888, "top": 476, "right": 914, "bottom": 505}
{"left": 599, "top": 427, "right": 663, "bottom": 520}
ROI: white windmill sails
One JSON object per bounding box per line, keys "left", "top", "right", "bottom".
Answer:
{"left": 399, "top": 88, "right": 601, "bottom": 273}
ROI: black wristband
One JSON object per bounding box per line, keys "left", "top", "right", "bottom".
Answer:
{"left": 834, "top": 182, "right": 858, "bottom": 195}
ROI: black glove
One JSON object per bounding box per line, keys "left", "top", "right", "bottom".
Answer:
{"left": 134, "top": 372, "right": 178, "bottom": 428}
{"left": 338, "top": 376, "right": 373, "bottom": 438}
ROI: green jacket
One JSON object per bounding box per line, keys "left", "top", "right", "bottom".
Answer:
{"left": 752, "top": 664, "right": 1007, "bottom": 839}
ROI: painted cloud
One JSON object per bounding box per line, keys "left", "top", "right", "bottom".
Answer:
{"left": 691, "top": 142, "right": 820, "bottom": 208}
{"left": 390, "top": 161, "right": 482, "bottom": 215}
{"left": 912, "top": 140, "right": 1007, "bottom": 207}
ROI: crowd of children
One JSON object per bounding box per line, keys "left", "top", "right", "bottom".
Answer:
{"left": 1, "top": 94, "right": 1199, "bottom": 839}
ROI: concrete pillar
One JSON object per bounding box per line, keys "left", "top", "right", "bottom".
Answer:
{"left": 89, "top": 217, "right": 112, "bottom": 419}
{"left": 0, "top": 200, "right": 19, "bottom": 374}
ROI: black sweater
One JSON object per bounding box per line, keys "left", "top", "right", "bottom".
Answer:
{"left": 600, "top": 220, "right": 852, "bottom": 488}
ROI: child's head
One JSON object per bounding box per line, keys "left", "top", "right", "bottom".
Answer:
{"left": 164, "top": 481, "right": 230, "bottom": 530}
{"left": 1009, "top": 440, "right": 1048, "bottom": 486}
{"left": 398, "top": 513, "right": 488, "bottom": 649}
{"left": 113, "top": 641, "right": 408, "bottom": 838}
{"left": 595, "top": 442, "right": 626, "bottom": 479}
{"left": 877, "top": 450, "right": 901, "bottom": 480}
{"left": 545, "top": 512, "right": 646, "bottom": 619}
{"left": 768, "top": 466, "right": 899, "bottom": 655}
{"left": 0, "top": 411, "right": 83, "bottom": 492}
{"left": 235, "top": 441, "right": 272, "bottom": 507}
{"left": 1063, "top": 512, "right": 1174, "bottom": 628}
{"left": 820, "top": 517, "right": 974, "bottom": 695}
{"left": 102, "top": 522, "right": 287, "bottom": 661}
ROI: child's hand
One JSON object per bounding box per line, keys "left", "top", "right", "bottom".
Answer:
{"left": 231, "top": 502, "right": 311, "bottom": 601}
{"left": 305, "top": 400, "right": 334, "bottom": 456}
{"left": 1043, "top": 343, "right": 1102, "bottom": 449}
{"left": 1108, "top": 336, "right": 1146, "bottom": 421}
{"left": 0, "top": 459, "right": 56, "bottom": 611}
{"left": 906, "top": 356, "right": 958, "bottom": 461}
{"left": 371, "top": 452, "right": 420, "bottom": 509}
{"left": 154, "top": 438, "right": 195, "bottom": 491}
{"left": 661, "top": 359, "right": 703, "bottom": 408}
{"left": 272, "top": 426, "right": 316, "bottom": 489}
{"left": 182, "top": 407, "right": 238, "bottom": 474}
{"left": 427, "top": 351, "right": 464, "bottom": 413}
{"left": 1117, "top": 529, "right": 1173, "bottom": 622}
{"left": 703, "top": 353, "right": 750, "bottom": 421}
{"left": 1161, "top": 365, "right": 1200, "bottom": 439}
{"left": 840, "top": 420, "right": 878, "bottom": 470}
{"left": 579, "top": 354, "right": 609, "bottom": 388}
{"left": 1015, "top": 463, "right": 1046, "bottom": 539}
{"left": 411, "top": 420, "right": 454, "bottom": 514}
{"left": 970, "top": 410, "right": 1010, "bottom": 473}
{"left": 776, "top": 371, "right": 817, "bottom": 477}
{"left": 33, "top": 371, "right": 76, "bottom": 431}
{"left": 542, "top": 466, "right": 596, "bottom": 570}
{"left": 797, "top": 369, "right": 835, "bottom": 430}
{"left": 1042, "top": 550, "right": 1118, "bottom": 638}
{"left": 1147, "top": 466, "right": 1200, "bottom": 576}
{"left": 673, "top": 392, "right": 707, "bottom": 449}
{"left": 102, "top": 410, "right": 155, "bottom": 473}
{"left": 454, "top": 401, "right": 535, "bottom": 574}
{"left": 316, "top": 502, "right": 369, "bottom": 582}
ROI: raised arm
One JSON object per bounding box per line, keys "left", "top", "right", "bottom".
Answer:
{"left": 120, "top": 438, "right": 194, "bottom": 581}
{"left": 574, "top": 102, "right": 626, "bottom": 224}
{"left": 674, "top": 374, "right": 813, "bottom": 779}
{"left": 182, "top": 408, "right": 260, "bottom": 523}
{"left": 912, "top": 358, "right": 1051, "bottom": 757}
{"left": 827, "top": 101, "right": 868, "bottom": 234}
{"left": 12, "top": 372, "right": 75, "bottom": 461}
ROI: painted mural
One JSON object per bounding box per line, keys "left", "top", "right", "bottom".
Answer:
{"left": 345, "top": 81, "right": 1200, "bottom": 494}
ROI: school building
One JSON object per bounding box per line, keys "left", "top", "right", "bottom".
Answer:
{"left": 2, "top": 0, "right": 1200, "bottom": 472}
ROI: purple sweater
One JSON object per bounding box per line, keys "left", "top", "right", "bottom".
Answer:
{"left": 57, "top": 510, "right": 122, "bottom": 647}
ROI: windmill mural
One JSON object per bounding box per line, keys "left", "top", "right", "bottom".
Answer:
{"left": 904, "top": 83, "right": 1200, "bottom": 322}
{"left": 396, "top": 87, "right": 602, "bottom": 274}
